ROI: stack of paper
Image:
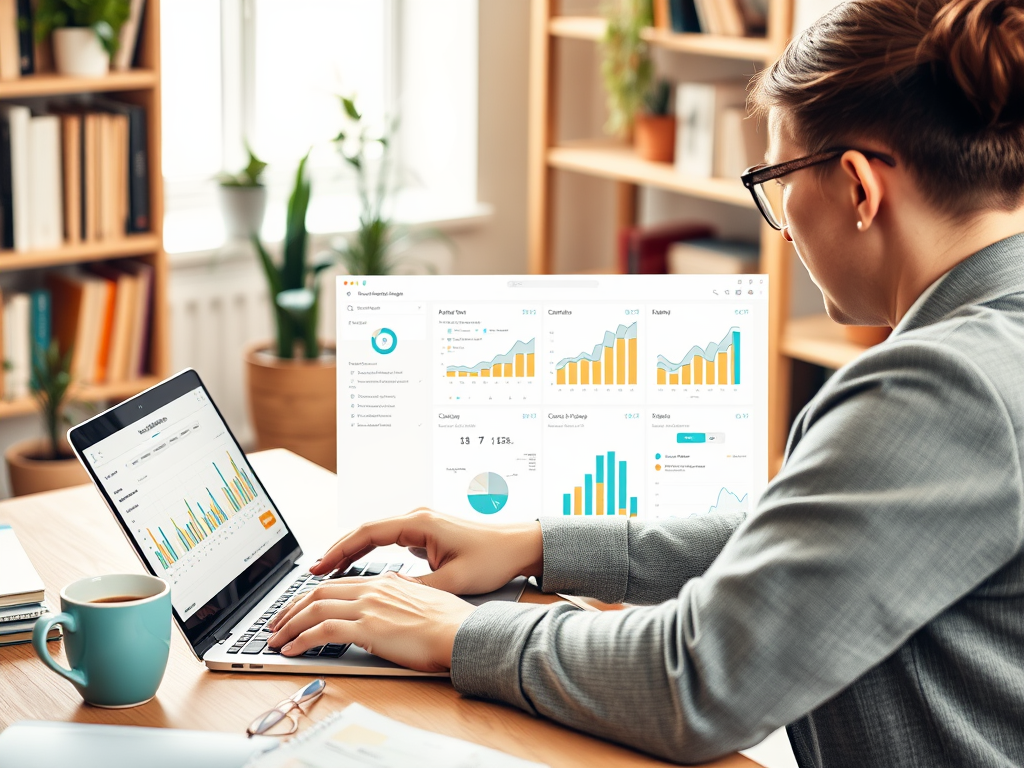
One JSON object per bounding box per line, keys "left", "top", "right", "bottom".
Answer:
{"left": 0, "top": 524, "right": 59, "bottom": 646}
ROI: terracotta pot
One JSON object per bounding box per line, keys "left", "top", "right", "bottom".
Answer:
{"left": 245, "top": 342, "right": 337, "bottom": 472}
{"left": 5, "top": 439, "right": 89, "bottom": 497}
{"left": 634, "top": 114, "right": 676, "bottom": 163}
{"left": 843, "top": 325, "right": 891, "bottom": 346}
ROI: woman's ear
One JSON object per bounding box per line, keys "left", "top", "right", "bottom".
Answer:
{"left": 840, "top": 150, "right": 884, "bottom": 231}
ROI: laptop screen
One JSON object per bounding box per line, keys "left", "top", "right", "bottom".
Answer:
{"left": 336, "top": 274, "right": 769, "bottom": 525}
{"left": 69, "top": 370, "right": 300, "bottom": 648}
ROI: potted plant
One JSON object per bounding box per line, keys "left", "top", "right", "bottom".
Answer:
{"left": 245, "top": 152, "right": 338, "bottom": 471}
{"left": 217, "top": 144, "right": 269, "bottom": 240}
{"left": 601, "top": 0, "right": 675, "bottom": 162}
{"left": 35, "top": 0, "right": 132, "bottom": 78}
{"left": 5, "top": 340, "right": 87, "bottom": 497}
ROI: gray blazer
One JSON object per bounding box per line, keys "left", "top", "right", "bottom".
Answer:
{"left": 451, "top": 233, "right": 1024, "bottom": 767}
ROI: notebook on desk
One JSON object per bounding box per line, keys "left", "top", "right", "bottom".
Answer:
{"left": 0, "top": 524, "right": 45, "bottom": 608}
{"left": 67, "top": 369, "right": 524, "bottom": 677}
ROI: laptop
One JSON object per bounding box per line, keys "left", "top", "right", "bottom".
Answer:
{"left": 68, "top": 368, "right": 524, "bottom": 676}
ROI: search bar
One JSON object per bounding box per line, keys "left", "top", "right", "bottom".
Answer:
{"left": 506, "top": 280, "right": 599, "bottom": 289}
{"left": 346, "top": 302, "right": 424, "bottom": 315}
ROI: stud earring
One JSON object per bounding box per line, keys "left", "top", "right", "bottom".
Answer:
{"left": 856, "top": 220, "right": 864, "bottom": 231}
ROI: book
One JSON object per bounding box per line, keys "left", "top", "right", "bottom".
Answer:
{"left": 0, "top": 0, "right": 19, "bottom": 80}
{"left": 93, "top": 97, "right": 150, "bottom": 232}
{"left": 61, "top": 113, "right": 82, "bottom": 243}
{"left": 0, "top": 107, "right": 12, "bottom": 248}
{"left": 715, "top": 105, "right": 764, "bottom": 178}
{"left": 47, "top": 272, "right": 90, "bottom": 382}
{"left": 88, "top": 263, "right": 138, "bottom": 383}
{"left": 91, "top": 272, "right": 116, "bottom": 382}
{"left": 28, "top": 113, "right": 64, "bottom": 249}
{"left": 247, "top": 703, "right": 548, "bottom": 768}
{"left": 15, "top": 0, "right": 31, "bottom": 74}
{"left": 28, "top": 287, "right": 50, "bottom": 387}
{"left": 6, "top": 292, "right": 29, "bottom": 398}
{"left": 674, "top": 81, "right": 748, "bottom": 179}
{"left": 114, "top": 0, "right": 146, "bottom": 71}
{"left": 0, "top": 523, "right": 45, "bottom": 608}
{"left": 618, "top": 222, "right": 714, "bottom": 273}
{"left": 0, "top": 103, "right": 31, "bottom": 250}
{"left": 652, "top": 0, "right": 670, "bottom": 29}
{"left": 0, "top": 624, "right": 60, "bottom": 646}
{"left": 119, "top": 259, "right": 153, "bottom": 377}
{"left": 83, "top": 111, "right": 100, "bottom": 241}
{"left": 0, "top": 599, "right": 48, "bottom": 623}
{"left": 668, "top": 0, "right": 702, "bottom": 32}
{"left": 668, "top": 238, "right": 760, "bottom": 274}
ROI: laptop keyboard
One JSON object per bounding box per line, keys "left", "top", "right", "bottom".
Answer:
{"left": 225, "top": 561, "right": 405, "bottom": 658}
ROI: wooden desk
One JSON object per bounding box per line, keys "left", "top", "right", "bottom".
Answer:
{"left": 0, "top": 449, "right": 757, "bottom": 768}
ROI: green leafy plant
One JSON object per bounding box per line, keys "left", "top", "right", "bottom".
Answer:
{"left": 217, "top": 143, "right": 268, "bottom": 187}
{"left": 34, "top": 0, "right": 132, "bottom": 57}
{"left": 644, "top": 80, "right": 672, "bottom": 117}
{"left": 31, "top": 339, "right": 74, "bottom": 461}
{"left": 252, "top": 152, "right": 333, "bottom": 360}
{"left": 601, "top": 0, "right": 654, "bottom": 137}
{"left": 328, "top": 96, "right": 445, "bottom": 276}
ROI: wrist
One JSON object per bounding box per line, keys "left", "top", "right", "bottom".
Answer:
{"left": 513, "top": 521, "right": 543, "bottom": 579}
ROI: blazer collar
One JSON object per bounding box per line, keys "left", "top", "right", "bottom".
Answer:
{"left": 893, "top": 231, "right": 1024, "bottom": 336}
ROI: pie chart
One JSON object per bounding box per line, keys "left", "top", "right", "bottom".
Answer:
{"left": 467, "top": 472, "right": 509, "bottom": 514}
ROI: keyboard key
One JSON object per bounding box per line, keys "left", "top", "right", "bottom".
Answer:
{"left": 227, "top": 647, "right": 241, "bottom": 654}
{"left": 362, "top": 562, "right": 387, "bottom": 576}
{"left": 385, "top": 563, "right": 402, "bottom": 572}
{"left": 319, "top": 643, "right": 349, "bottom": 658}
{"left": 340, "top": 565, "right": 365, "bottom": 577}
{"left": 263, "top": 646, "right": 281, "bottom": 655}
{"left": 302, "top": 646, "right": 324, "bottom": 657}
{"left": 254, "top": 619, "right": 267, "bottom": 626}
{"left": 238, "top": 634, "right": 252, "bottom": 642}
{"left": 242, "top": 640, "right": 267, "bottom": 655}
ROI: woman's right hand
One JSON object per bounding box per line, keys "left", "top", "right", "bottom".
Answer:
{"left": 307, "top": 508, "right": 543, "bottom": 595}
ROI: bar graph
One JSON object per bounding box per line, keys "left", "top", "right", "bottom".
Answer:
{"left": 561, "top": 450, "right": 638, "bottom": 517}
{"left": 148, "top": 451, "right": 260, "bottom": 570}
{"left": 446, "top": 339, "right": 536, "bottom": 378}
{"left": 555, "top": 322, "right": 637, "bottom": 386}
{"left": 656, "top": 327, "right": 741, "bottom": 386}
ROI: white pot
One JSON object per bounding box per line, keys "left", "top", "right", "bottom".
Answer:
{"left": 52, "top": 28, "right": 110, "bottom": 78}
{"left": 218, "top": 185, "right": 268, "bottom": 240}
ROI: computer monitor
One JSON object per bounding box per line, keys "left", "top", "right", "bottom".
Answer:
{"left": 336, "top": 275, "right": 768, "bottom": 525}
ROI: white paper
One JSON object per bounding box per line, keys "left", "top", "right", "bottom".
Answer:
{"left": 248, "top": 703, "right": 549, "bottom": 768}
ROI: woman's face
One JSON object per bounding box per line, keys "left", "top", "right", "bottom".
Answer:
{"left": 767, "top": 109, "right": 890, "bottom": 326}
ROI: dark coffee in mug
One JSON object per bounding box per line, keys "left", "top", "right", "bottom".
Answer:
{"left": 90, "top": 595, "right": 144, "bottom": 604}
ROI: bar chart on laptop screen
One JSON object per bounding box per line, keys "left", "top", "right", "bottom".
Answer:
{"left": 338, "top": 276, "right": 770, "bottom": 527}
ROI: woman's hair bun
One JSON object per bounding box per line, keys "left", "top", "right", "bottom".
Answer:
{"left": 918, "top": 0, "right": 1024, "bottom": 126}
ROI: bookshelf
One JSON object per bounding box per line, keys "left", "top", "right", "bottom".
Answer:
{"left": 0, "top": 0, "right": 167, "bottom": 421}
{"left": 528, "top": 0, "right": 875, "bottom": 474}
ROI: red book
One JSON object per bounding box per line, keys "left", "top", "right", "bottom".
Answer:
{"left": 617, "top": 222, "right": 715, "bottom": 273}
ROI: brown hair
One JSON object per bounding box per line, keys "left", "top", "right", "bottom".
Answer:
{"left": 749, "top": 0, "right": 1024, "bottom": 213}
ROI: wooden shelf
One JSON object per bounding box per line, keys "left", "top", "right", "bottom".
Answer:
{"left": 0, "top": 70, "right": 158, "bottom": 100}
{"left": 548, "top": 16, "right": 774, "bottom": 62}
{"left": 0, "top": 234, "right": 161, "bottom": 272}
{"left": 0, "top": 377, "right": 162, "bottom": 419}
{"left": 547, "top": 141, "right": 755, "bottom": 209}
{"left": 781, "top": 314, "right": 871, "bottom": 370}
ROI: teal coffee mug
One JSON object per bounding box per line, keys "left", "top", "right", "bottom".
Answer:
{"left": 32, "top": 573, "right": 171, "bottom": 708}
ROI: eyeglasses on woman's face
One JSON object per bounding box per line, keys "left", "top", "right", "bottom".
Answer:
{"left": 741, "top": 147, "right": 897, "bottom": 231}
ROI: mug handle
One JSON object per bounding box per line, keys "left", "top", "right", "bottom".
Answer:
{"left": 33, "top": 612, "right": 86, "bottom": 687}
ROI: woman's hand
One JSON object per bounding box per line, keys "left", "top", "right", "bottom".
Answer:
{"left": 308, "top": 508, "right": 543, "bottom": 596}
{"left": 266, "top": 572, "right": 476, "bottom": 672}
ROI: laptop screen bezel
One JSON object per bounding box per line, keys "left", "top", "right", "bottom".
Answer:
{"left": 67, "top": 369, "right": 303, "bottom": 653}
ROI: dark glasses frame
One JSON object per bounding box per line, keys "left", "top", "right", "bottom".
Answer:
{"left": 741, "top": 147, "right": 897, "bottom": 230}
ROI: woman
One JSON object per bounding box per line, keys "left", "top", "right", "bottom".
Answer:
{"left": 268, "top": 0, "right": 1024, "bottom": 764}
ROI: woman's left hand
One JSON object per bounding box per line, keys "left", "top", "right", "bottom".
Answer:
{"left": 266, "top": 572, "right": 477, "bottom": 672}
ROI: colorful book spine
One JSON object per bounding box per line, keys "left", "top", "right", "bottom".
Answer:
{"left": 28, "top": 288, "right": 50, "bottom": 389}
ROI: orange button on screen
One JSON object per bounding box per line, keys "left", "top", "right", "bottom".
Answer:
{"left": 259, "top": 511, "right": 277, "bottom": 529}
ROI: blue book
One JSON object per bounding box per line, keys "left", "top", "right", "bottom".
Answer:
{"left": 28, "top": 289, "right": 50, "bottom": 389}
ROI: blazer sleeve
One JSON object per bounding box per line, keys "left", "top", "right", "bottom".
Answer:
{"left": 450, "top": 339, "right": 1024, "bottom": 763}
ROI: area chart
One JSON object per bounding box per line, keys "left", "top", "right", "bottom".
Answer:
{"left": 657, "top": 327, "right": 740, "bottom": 385}
{"left": 447, "top": 339, "right": 535, "bottom": 378}
{"left": 556, "top": 322, "right": 637, "bottom": 386}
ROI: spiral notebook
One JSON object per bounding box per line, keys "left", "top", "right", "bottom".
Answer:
{"left": 246, "top": 703, "right": 548, "bottom": 768}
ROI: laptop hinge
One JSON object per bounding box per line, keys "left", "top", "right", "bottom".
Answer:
{"left": 194, "top": 555, "right": 299, "bottom": 658}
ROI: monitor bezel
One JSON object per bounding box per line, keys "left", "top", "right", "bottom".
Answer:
{"left": 67, "top": 369, "right": 303, "bottom": 655}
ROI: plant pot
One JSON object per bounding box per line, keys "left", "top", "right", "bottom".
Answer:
{"left": 5, "top": 439, "right": 89, "bottom": 497}
{"left": 52, "top": 28, "right": 110, "bottom": 78}
{"left": 218, "top": 185, "right": 268, "bottom": 240}
{"left": 245, "top": 343, "right": 337, "bottom": 472}
{"left": 843, "top": 325, "right": 891, "bottom": 346}
{"left": 634, "top": 114, "right": 676, "bottom": 163}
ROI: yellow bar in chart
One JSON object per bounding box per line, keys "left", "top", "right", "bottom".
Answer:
{"left": 657, "top": 368, "right": 667, "bottom": 385}
{"left": 481, "top": 369, "right": 490, "bottom": 377}
{"left": 604, "top": 345, "right": 614, "bottom": 384}
{"left": 446, "top": 371, "right": 455, "bottom": 378}
{"left": 670, "top": 373, "right": 679, "bottom": 384}
{"left": 557, "top": 367, "right": 566, "bottom": 385}
{"left": 459, "top": 371, "right": 468, "bottom": 377}
{"left": 493, "top": 364, "right": 502, "bottom": 377}
{"left": 469, "top": 372, "right": 478, "bottom": 377}
{"left": 628, "top": 337, "right": 637, "bottom": 385}
{"left": 694, "top": 361, "right": 703, "bottom": 385}
{"left": 503, "top": 363, "right": 513, "bottom": 376}
{"left": 596, "top": 483, "right": 604, "bottom": 516}
{"left": 616, "top": 338, "right": 625, "bottom": 384}
{"left": 515, "top": 353, "right": 524, "bottom": 377}
{"left": 569, "top": 361, "right": 578, "bottom": 385}
{"left": 593, "top": 360, "right": 601, "bottom": 382}
{"left": 706, "top": 359, "right": 715, "bottom": 385}
{"left": 718, "top": 351, "right": 729, "bottom": 384}
{"left": 527, "top": 353, "right": 535, "bottom": 376}
{"left": 574, "top": 486, "right": 583, "bottom": 515}
{"left": 682, "top": 364, "right": 691, "bottom": 384}
{"left": 581, "top": 360, "right": 590, "bottom": 385}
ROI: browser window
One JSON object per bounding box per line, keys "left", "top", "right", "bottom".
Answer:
{"left": 337, "top": 275, "right": 768, "bottom": 525}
